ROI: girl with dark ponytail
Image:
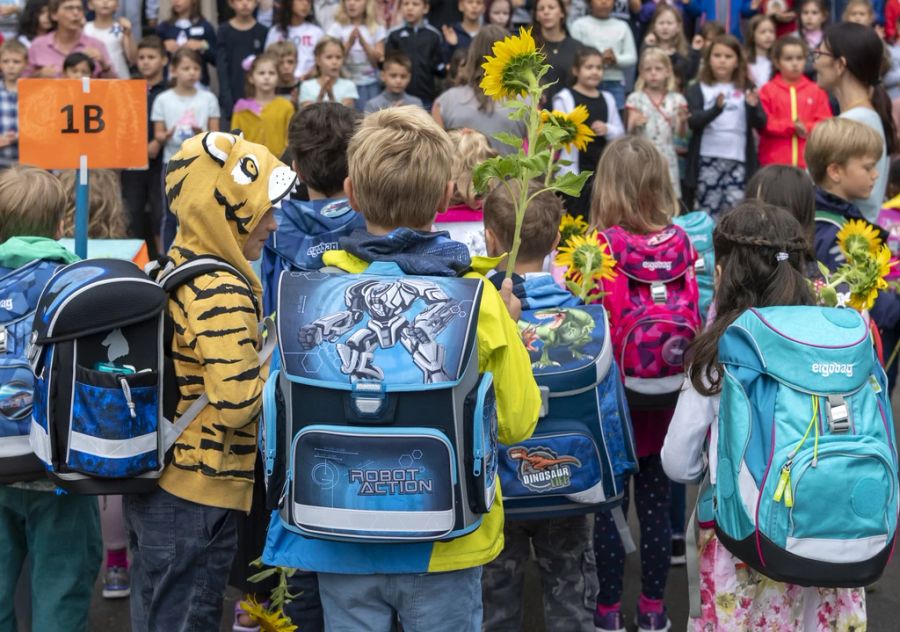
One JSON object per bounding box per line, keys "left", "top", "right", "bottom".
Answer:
{"left": 814, "top": 21, "right": 894, "bottom": 222}
{"left": 660, "top": 199, "right": 868, "bottom": 629}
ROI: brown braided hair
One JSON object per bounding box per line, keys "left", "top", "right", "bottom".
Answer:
{"left": 688, "top": 200, "right": 815, "bottom": 395}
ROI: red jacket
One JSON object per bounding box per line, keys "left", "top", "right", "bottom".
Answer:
{"left": 758, "top": 74, "right": 832, "bottom": 168}
{"left": 888, "top": 0, "right": 900, "bottom": 41}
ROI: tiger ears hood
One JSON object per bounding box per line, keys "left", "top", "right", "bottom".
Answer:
{"left": 165, "top": 132, "right": 297, "bottom": 296}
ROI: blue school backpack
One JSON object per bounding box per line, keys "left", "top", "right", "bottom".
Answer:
{"left": 674, "top": 211, "right": 714, "bottom": 321}
{"left": 0, "top": 260, "right": 63, "bottom": 483}
{"left": 262, "top": 264, "right": 497, "bottom": 542}
{"left": 498, "top": 304, "right": 638, "bottom": 520}
{"left": 260, "top": 198, "right": 366, "bottom": 315}
{"left": 27, "top": 257, "right": 273, "bottom": 494}
{"left": 713, "top": 306, "right": 898, "bottom": 586}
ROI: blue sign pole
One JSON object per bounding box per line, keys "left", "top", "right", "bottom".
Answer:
{"left": 75, "top": 156, "right": 88, "bottom": 258}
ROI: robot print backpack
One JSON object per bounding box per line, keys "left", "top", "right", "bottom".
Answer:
{"left": 262, "top": 263, "right": 498, "bottom": 543}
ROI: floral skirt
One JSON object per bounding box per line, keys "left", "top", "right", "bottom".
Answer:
{"left": 696, "top": 156, "right": 746, "bottom": 218}
{"left": 691, "top": 529, "right": 867, "bottom": 631}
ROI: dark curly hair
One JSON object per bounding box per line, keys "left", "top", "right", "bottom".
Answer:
{"left": 688, "top": 200, "right": 814, "bottom": 395}
{"left": 289, "top": 102, "right": 361, "bottom": 197}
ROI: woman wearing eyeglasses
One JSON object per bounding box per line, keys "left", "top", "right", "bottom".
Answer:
{"left": 26, "top": 0, "right": 117, "bottom": 77}
{"left": 814, "top": 21, "right": 894, "bottom": 223}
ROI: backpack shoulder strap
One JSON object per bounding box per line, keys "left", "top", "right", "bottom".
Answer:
{"left": 815, "top": 210, "right": 846, "bottom": 231}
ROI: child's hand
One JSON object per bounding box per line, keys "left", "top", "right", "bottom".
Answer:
{"left": 677, "top": 105, "right": 690, "bottom": 122}
{"left": 592, "top": 120, "right": 608, "bottom": 135}
{"left": 691, "top": 35, "right": 704, "bottom": 50}
{"left": 500, "top": 278, "right": 522, "bottom": 321}
{"left": 119, "top": 17, "right": 132, "bottom": 34}
{"left": 876, "top": 24, "right": 886, "bottom": 40}
{"left": 83, "top": 47, "right": 102, "bottom": 61}
{"left": 441, "top": 24, "right": 458, "bottom": 46}
{"left": 165, "top": 127, "right": 176, "bottom": 140}
{"left": 745, "top": 88, "right": 759, "bottom": 107}
{"left": 148, "top": 139, "right": 161, "bottom": 160}
{"left": 164, "top": 39, "right": 179, "bottom": 53}
{"left": 628, "top": 108, "right": 648, "bottom": 128}
{"left": 348, "top": 28, "right": 359, "bottom": 45}
{"left": 602, "top": 47, "right": 616, "bottom": 67}
{"left": 715, "top": 93, "right": 725, "bottom": 108}
{"left": 185, "top": 39, "right": 205, "bottom": 51}
{"left": 794, "top": 120, "right": 807, "bottom": 138}
{"left": 644, "top": 33, "right": 657, "bottom": 47}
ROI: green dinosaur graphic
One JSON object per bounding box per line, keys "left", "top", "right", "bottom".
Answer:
{"left": 518, "top": 308, "right": 596, "bottom": 368}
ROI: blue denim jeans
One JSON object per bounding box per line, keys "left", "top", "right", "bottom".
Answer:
{"left": 124, "top": 487, "right": 237, "bottom": 632}
{"left": 600, "top": 80, "right": 626, "bottom": 111}
{"left": 317, "top": 567, "right": 483, "bottom": 632}
{"left": 0, "top": 487, "right": 101, "bottom": 632}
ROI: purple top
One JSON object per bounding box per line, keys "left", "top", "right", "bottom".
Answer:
{"left": 26, "top": 32, "right": 116, "bottom": 78}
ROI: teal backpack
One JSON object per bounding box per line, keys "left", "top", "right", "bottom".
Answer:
{"left": 674, "top": 211, "right": 714, "bottom": 321}
{"left": 711, "top": 306, "right": 898, "bottom": 587}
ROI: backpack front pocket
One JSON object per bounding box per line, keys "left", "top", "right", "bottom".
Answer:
{"left": 67, "top": 366, "right": 160, "bottom": 478}
{"left": 290, "top": 425, "right": 457, "bottom": 541}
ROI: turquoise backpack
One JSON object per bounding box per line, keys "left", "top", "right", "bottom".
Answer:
{"left": 712, "top": 306, "right": 898, "bottom": 587}
{"left": 674, "top": 211, "right": 714, "bottom": 322}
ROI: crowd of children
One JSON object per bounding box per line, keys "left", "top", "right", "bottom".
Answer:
{"left": 1, "top": 0, "right": 900, "bottom": 631}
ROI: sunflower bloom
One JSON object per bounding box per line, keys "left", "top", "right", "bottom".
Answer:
{"left": 481, "top": 27, "right": 545, "bottom": 100}
{"left": 555, "top": 231, "right": 617, "bottom": 300}
{"left": 847, "top": 245, "right": 894, "bottom": 311}
{"left": 541, "top": 106, "right": 596, "bottom": 152}
{"left": 837, "top": 219, "right": 882, "bottom": 258}
{"left": 559, "top": 213, "right": 589, "bottom": 248}
{"left": 239, "top": 598, "right": 298, "bottom": 632}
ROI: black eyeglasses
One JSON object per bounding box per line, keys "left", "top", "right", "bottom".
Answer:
{"left": 812, "top": 48, "right": 835, "bottom": 59}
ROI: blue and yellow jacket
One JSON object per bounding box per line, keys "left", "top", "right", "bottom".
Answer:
{"left": 263, "top": 246, "right": 542, "bottom": 573}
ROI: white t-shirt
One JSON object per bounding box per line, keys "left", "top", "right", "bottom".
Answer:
{"left": 151, "top": 89, "right": 221, "bottom": 162}
{"left": 326, "top": 22, "right": 386, "bottom": 86}
{"left": 699, "top": 82, "right": 747, "bottom": 163}
{"left": 84, "top": 21, "right": 129, "bottom": 79}
{"left": 747, "top": 56, "right": 772, "bottom": 88}
{"left": 842, "top": 107, "right": 889, "bottom": 222}
{"left": 264, "top": 22, "right": 325, "bottom": 79}
{"left": 299, "top": 77, "right": 359, "bottom": 104}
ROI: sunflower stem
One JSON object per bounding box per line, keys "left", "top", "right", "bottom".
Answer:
{"left": 579, "top": 250, "right": 594, "bottom": 301}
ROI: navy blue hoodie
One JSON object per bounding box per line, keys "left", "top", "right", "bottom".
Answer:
{"left": 815, "top": 187, "right": 900, "bottom": 331}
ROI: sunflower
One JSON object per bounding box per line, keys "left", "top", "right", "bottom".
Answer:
{"left": 559, "top": 213, "right": 589, "bottom": 248}
{"left": 846, "top": 245, "right": 893, "bottom": 311}
{"left": 541, "top": 106, "right": 596, "bottom": 152}
{"left": 239, "top": 598, "right": 298, "bottom": 632}
{"left": 480, "top": 27, "right": 546, "bottom": 100}
{"left": 555, "top": 231, "right": 617, "bottom": 285}
{"left": 837, "top": 219, "right": 882, "bottom": 258}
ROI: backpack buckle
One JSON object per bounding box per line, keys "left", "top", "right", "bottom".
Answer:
{"left": 650, "top": 282, "right": 667, "bottom": 304}
{"left": 695, "top": 258, "right": 706, "bottom": 272}
{"left": 538, "top": 385, "right": 550, "bottom": 418}
{"left": 826, "top": 395, "right": 851, "bottom": 433}
{"left": 0, "top": 325, "right": 6, "bottom": 353}
{"left": 351, "top": 381, "right": 386, "bottom": 417}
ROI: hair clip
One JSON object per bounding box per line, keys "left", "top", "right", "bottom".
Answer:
{"left": 776, "top": 252, "right": 789, "bottom": 262}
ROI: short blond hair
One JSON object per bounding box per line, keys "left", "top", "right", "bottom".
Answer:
{"left": 58, "top": 169, "right": 128, "bottom": 238}
{"left": 590, "top": 136, "right": 677, "bottom": 233}
{"left": 448, "top": 128, "right": 497, "bottom": 209}
{"left": 349, "top": 106, "right": 452, "bottom": 228}
{"left": 805, "top": 118, "right": 883, "bottom": 185}
{"left": 0, "top": 166, "right": 66, "bottom": 242}
{"left": 484, "top": 179, "right": 563, "bottom": 261}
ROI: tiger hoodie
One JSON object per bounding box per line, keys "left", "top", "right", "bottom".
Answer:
{"left": 160, "top": 132, "right": 296, "bottom": 511}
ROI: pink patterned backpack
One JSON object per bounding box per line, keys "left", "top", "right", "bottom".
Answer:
{"left": 598, "top": 225, "right": 701, "bottom": 409}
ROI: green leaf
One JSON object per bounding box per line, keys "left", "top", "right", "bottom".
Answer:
{"left": 549, "top": 171, "right": 592, "bottom": 197}
{"left": 494, "top": 132, "right": 524, "bottom": 149}
{"left": 540, "top": 123, "right": 569, "bottom": 148}
{"left": 565, "top": 280, "right": 582, "bottom": 296}
{"left": 248, "top": 567, "right": 279, "bottom": 583}
{"left": 519, "top": 151, "right": 551, "bottom": 176}
{"left": 816, "top": 260, "right": 832, "bottom": 280}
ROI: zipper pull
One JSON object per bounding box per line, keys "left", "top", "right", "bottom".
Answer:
{"left": 784, "top": 477, "right": 794, "bottom": 508}
{"left": 774, "top": 462, "right": 792, "bottom": 504}
{"left": 120, "top": 377, "right": 137, "bottom": 419}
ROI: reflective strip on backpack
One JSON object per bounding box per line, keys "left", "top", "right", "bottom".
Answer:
{"left": 68, "top": 430, "right": 157, "bottom": 459}
{"left": 29, "top": 420, "right": 52, "bottom": 464}
{"left": 0, "top": 435, "right": 32, "bottom": 458}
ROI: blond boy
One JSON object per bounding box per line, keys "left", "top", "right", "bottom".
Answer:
{"left": 0, "top": 40, "right": 25, "bottom": 167}
{"left": 262, "top": 106, "right": 541, "bottom": 632}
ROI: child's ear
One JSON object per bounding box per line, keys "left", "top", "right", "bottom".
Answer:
{"left": 551, "top": 231, "right": 561, "bottom": 252}
{"left": 826, "top": 162, "right": 843, "bottom": 184}
{"left": 438, "top": 180, "right": 454, "bottom": 214}
{"left": 344, "top": 176, "right": 359, "bottom": 210}
{"left": 484, "top": 227, "right": 500, "bottom": 258}
{"left": 55, "top": 218, "right": 65, "bottom": 241}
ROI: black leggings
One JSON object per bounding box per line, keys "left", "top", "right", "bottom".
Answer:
{"left": 594, "top": 454, "right": 672, "bottom": 604}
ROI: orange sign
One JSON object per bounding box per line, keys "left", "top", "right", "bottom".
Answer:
{"left": 19, "top": 79, "right": 148, "bottom": 170}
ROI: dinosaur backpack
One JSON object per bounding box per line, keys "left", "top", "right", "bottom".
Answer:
{"left": 0, "top": 259, "right": 63, "bottom": 483}
{"left": 674, "top": 211, "right": 714, "bottom": 321}
{"left": 260, "top": 198, "right": 366, "bottom": 315}
{"left": 262, "top": 264, "right": 498, "bottom": 542}
{"left": 599, "top": 225, "right": 701, "bottom": 409}
{"left": 713, "top": 306, "right": 898, "bottom": 586}
{"left": 27, "top": 257, "right": 273, "bottom": 494}
{"left": 498, "top": 304, "right": 638, "bottom": 519}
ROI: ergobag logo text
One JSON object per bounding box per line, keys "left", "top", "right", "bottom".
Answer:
{"left": 811, "top": 362, "right": 854, "bottom": 378}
